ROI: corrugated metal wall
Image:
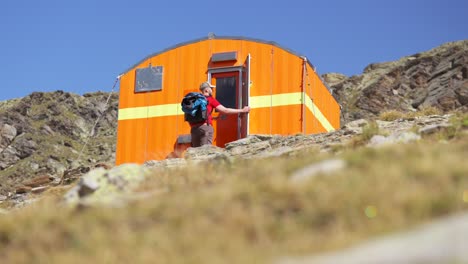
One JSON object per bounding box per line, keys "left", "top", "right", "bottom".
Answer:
{"left": 116, "top": 38, "right": 340, "bottom": 165}
{"left": 303, "top": 63, "right": 341, "bottom": 134}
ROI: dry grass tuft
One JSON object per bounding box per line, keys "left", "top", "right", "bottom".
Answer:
{"left": 348, "top": 121, "right": 380, "bottom": 147}
{"left": 379, "top": 110, "right": 405, "bottom": 121}
{"left": 415, "top": 106, "right": 442, "bottom": 116}
{"left": 379, "top": 106, "right": 443, "bottom": 121}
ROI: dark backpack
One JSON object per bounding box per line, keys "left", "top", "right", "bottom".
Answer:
{"left": 181, "top": 92, "right": 208, "bottom": 124}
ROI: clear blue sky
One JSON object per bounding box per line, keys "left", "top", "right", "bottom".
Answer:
{"left": 1, "top": 0, "right": 467, "bottom": 101}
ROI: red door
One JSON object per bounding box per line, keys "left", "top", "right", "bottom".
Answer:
{"left": 211, "top": 72, "right": 240, "bottom": 147}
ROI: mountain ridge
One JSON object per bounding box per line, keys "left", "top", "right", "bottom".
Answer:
{"left": 323, "top": 39, "right": 467, "bottom": 123}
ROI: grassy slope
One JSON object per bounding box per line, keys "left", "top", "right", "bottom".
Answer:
{"left": 0, "top": 121, "right": 467, "bottom": 263}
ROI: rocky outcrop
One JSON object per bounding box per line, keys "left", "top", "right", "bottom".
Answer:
{"left": 63, "top": 164, "right": 151, "bottom": 207}
{"left": 324, "top": 40, "right": 468, "bottom": 123}
{"left": 182, "top": 114, "right": 455, "bottom": 161}
{"left": 0, "top": 91, "right": 118, "bottom": 196}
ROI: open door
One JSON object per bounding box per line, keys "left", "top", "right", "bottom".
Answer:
{"left": 210, "top": 72, "right": 239, "bottom": 147}
{"left": 241, "top": 54, "right": 251, "bottom": 138}
{"left": 208, "top": 57, "right": 250, "bottom": 147}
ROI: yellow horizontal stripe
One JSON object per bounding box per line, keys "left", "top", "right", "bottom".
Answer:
{"left": 118, "top": 103, "right": 181, "bottom": 120}
{"left": 249, "top": 92, "right": 302, "bottom": 108}
{"left": 249, "top": 92, "right": 334, "bottom": 132}
{"left": 117, "top": 92, "right": 335, "bottom": 132}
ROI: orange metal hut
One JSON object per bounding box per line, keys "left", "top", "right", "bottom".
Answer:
{"left": 116, "top": 36, "right": 340, "bottom": 165}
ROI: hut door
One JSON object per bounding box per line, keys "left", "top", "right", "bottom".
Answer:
{"left": 211, "top": 72, "right": 242, "bottom": 147}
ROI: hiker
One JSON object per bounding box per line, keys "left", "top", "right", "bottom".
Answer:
{"left": 190, "top": 81, "right": 250, "bottom": 147}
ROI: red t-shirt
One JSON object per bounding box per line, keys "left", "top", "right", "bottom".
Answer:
{"left": 190, "top": 95, "right": 220, "bottom": 127}
{"left": 205, "top": 96, "right": 220, "bottom": 125}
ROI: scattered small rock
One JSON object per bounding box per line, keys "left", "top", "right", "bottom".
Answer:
{"left": 184, "top": 145, "right": 230, "bottom": 162}
{"left": 419, "top": 124, "right": 452, "bottom": 135}
{"left": 290, "top": 159, "right": 346, "bottom": 184}
{"left": 343, "top": 119, "right": 369, "bottom": 134}
{"left": 22, "top": 175, "right": 53, "bottom": 188}
{"left": 77, "top": 176, "right": 101, "bottom": 197}
{"left": 94, "top": 163, "right": 112, "bottom": 170}
{"left": 15, "top": 186, "right": 32, "bottom": 194}
{"left": 368, "top": 132, "right": 421, "bottom": 147}
{"left": 31, "top": 186, "right": 50, "bottom": 194}
{"left": 144, "top": 158, "right": 187, "bottom": 168}
{"left": 61, "top": 166, "right": 91, "bottom": 184}
{"left": 63, "top": 164, "right": 150, "bottom": 207}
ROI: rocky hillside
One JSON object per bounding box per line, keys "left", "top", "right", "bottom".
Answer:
{"left": 0, "top": 40, "right": 467, "bottom": 197}
{"left": 0, "top": 91, "right": 118, "bottom": 195}
{"left": 323, "top": 40, "right": 468, "bottom": 123}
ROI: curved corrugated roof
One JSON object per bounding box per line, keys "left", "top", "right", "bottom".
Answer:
{"left": 119, "top": 35, "right": 317, "bottom": 75}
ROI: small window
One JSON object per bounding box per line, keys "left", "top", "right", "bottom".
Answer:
{"left": 135, "top": 65, "right": 163, "bottom": 92}
{"left": 215, "top": 76, "right": 237, "bottom": 109}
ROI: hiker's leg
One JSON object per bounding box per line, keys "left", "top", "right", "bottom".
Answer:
{"left": 200, "top": 125, "right": 214, "bottom": 146}
{"left": 191, "top": 126, "right": 202, "bottom": 147}
{"left": 206, "top": 125, "right": 214, "bottom": 145}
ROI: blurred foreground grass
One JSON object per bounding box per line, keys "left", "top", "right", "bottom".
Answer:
{"left": 0, "top": 130, "right": 467, "bottom": 263}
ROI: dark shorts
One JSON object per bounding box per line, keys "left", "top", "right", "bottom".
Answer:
{"left": 190, "top": 124, "right": 214, "bottom": 147}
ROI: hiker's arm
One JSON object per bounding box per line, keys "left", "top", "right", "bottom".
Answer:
{"left": 215, "top": 105, "right": 250, "bottom": 114}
